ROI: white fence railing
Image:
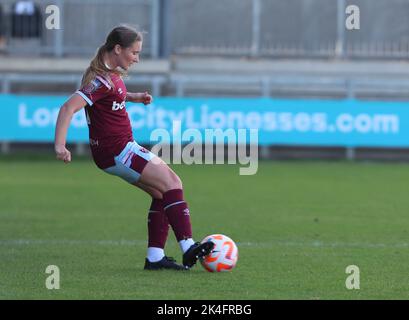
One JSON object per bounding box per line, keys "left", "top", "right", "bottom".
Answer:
{"left": 3, "top": 72, "right": 409, "bottom": 100}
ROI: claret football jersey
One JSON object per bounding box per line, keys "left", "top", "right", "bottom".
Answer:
{"left": 76, "top": 73, "right": 133, "bottom": 169}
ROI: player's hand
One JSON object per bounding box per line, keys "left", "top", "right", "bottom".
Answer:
{"left": 55, "top": 145, "right": 71, "bottom": 163}
{"left": 141, "top": 91, "right": 153, "bottom": 105}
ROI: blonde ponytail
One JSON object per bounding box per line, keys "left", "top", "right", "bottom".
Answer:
{"left": 81, "top": 44, "right": 119, "bottom": 89}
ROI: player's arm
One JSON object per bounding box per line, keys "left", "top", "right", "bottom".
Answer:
{"left": 126, "top": 91, "right": 153, "bottom": 105}
{"left": 54, "top": 94, "right": 87, "bottom": 163}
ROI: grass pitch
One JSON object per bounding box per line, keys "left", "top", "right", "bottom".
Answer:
{"left": 1, "top": 155, "right": 409, "bottom": 299}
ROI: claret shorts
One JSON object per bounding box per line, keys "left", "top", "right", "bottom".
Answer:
{"left": 103, "top": 141, "right": 156, "bottom": 184}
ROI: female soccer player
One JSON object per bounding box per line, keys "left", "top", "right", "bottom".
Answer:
{"left": 54, "top": 25, "right": 214, "bottom": 270}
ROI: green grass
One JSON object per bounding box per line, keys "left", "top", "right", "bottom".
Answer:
{"left": 1, "top": 155, "right": 409, "bottom": 299}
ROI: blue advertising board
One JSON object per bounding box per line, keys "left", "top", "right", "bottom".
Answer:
{"left": 0, "top": 94, "right": 407, "bottom": 147}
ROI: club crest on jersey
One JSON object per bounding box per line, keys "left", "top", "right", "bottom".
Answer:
{"left": 83, "top": 79, "right": 102, "bottom": 94}
{"left": 112, "top": 100, "right": 125, "bottom": 111}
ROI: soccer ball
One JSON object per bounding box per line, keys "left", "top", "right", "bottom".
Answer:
{"left": 199, "top": 234, "right": 238, "bottom": 272}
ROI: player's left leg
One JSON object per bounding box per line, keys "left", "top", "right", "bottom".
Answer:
{"left": 138, "top": 158, "right": 215, "bottom": 268}
{"left": 103, "top": 142, "right": 186, "bottom": 270}
{"left": 132, "top": 182, "right": 169, "bottom": 263}
{"left": 105, "top": 140, "right": 214, "bottom": 268}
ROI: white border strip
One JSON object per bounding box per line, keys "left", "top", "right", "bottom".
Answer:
{"left": 96, "top": 75, "right": 112, "bottom": 90}
{"left": 75, "top": 90, "right": 93, "bottom": 106}
{"left": 164, "top": 201, "right": 186, "bottom": 211}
